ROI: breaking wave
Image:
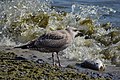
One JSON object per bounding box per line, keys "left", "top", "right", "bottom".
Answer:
{"left": 0, "top": 0, "right": 119, "bottom": 64}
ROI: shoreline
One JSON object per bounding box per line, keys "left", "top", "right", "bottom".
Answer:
{"left": 0, "top": 46, "right": 120, "bottom": 80}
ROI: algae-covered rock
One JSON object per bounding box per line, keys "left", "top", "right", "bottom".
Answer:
{"left": 48, "top": 11, "right": 67, "bottom": 31}
{"left": 5, "top": 12, "right": 49, "bottom": 43}
{"left": 100, "top": 42, "right": 120, "bottom": 65}
{"left": 93, "top": 30, "right": 120, "bottom": 46}
{"left": 50, "top": 11, "right": 67, "bottom": 21}
{"left": 83, "top": 39, "right": 94, "bottom": 47}
{"left": 107, "top": 31, "right": 120, "bottom": 44}
{"left": 101, "top": 22, "right": 111, "bottom": 31}
{"left": 79, "top": 18, "right": 95, "bottom": 36}
{"left": 3, "top": 11, "right": 69, "bottom": 43}
{"left": 93, "top": 35, "right": 111, "bottom": 46}
{"left": 0, "top": 15, "right": 7, "bottom": 25}
{"left": 0, "top": 51, "right": 17, "bottom": 60}
{"left": 0, "top": 50, "right": 108, "bottom": 80}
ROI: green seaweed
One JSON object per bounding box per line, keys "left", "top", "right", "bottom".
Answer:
{"left": 3, "top": 12, "right": 49, "bottom": 43}
{"left": 0, "top": 51, "right": 108, "bottom": 80}
{"left": 107, "top": 31, "right": 120, "bottom": 44}
{"left": 79, "top": 18, "right": 95, "bottom": 36}
{"left": 100, "top": 46, "right": 120, "bottom": 62}
{"left": 94, "top": 30, "right": 120, "bottom": 46}
{"left": 101, "top": 22, "right": 111, "bottom": 31}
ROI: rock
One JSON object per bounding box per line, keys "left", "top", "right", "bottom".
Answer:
{"left": 101, "top": 22, "right": 112, "bottom": 31}
{"left": 0, "top": 47, "right": 120, "bottom": 80}
{"left": 78, "top": 18, "right": 95, "bottom": 36}
{"left": 100, "top": 42, "right": 120, "bottom": 61}
{"left": 4, "top": 12, "right": 49, "bottom": 43}
{"left": 93, "top": 30, "right": 120, "bottom": 46}
{"left": 111, "top": 55, "right": 120, "bottom": 66}
{"left": 36, "top": 59, "right": 45, "bottom": 64}
{"left": 66, "top": 64, "right": 76, "bottom": 69}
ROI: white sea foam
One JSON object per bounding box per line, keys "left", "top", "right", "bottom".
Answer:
{"left": 63, "top": 37, "right": 103, "bottom": 61}
{"left": 0, "top": 0, "right": 119, "bottom": 63}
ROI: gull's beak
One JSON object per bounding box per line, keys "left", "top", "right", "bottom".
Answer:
{"left": 75, "top": 31, "right": 84, "bottom": 37}
{"left": 67, "top": 27, "right": 84, "bottom": 37}
{"left": 72, "top": 28, "right": 84, "bottom": 37}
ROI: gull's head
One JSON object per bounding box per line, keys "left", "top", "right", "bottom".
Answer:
{"left": 66, "top": 27, "right": 83, "bottom": 38}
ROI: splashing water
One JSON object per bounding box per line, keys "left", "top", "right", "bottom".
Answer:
{"left": 63, "top": 37, "right": 103, "bottom": 61}
{"left": 0, "top": 0, "right": 52, "bottom": 45}
{"left": 0, "top": 0, "right": 119, "bottom": 63}
{"left": 70, "top": 4, "right": 116, "bottom": 25}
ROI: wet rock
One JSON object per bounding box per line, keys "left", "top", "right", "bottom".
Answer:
{"left": 80, "top": 59, "right": 105, "bottom": 71}
{"left": 36, "top": 59, "right": 45, "bottom": 64}
{"left": 111, "top": 55, "right": 120, "bottom": 65}
{"left": 93, "top": 30, "right": 120, "bottom": 46}
{"left": 0, "top": 51, "right": 17, "bottom": 60}
{"left": 83, "top": 39, "right": 94, "bottom": 47}
{"left": 15, "top": 56, "right": 26, "bottom": 60}
{"left": 0, "top": 50, "right": 111, "bottom": 80}
{"left": 100, "top": 42, "right": 120, "bottom": 62}
{"left": 78, "top": 18, "right": 95, "bottom": 36}
{"left": 4, "top": 12, "right": 49, "bottom": 43}
{"left": 101, "top": 22, "right": 112, "bottom": 31}
{"left": 66, "top": 64, "right": 76, "bottom": 69}
{"left": 108, "top": 31, "right": 120, "bottom": 44}
{"left": 0, "top": 51, "right": 86, "bottom": 79}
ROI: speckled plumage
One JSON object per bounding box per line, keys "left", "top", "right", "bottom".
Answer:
{"left": 15, "top": 27, "right": 79, "bottom": 66}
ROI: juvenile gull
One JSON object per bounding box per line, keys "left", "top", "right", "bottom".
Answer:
{"left": 15, "top": 27, "right": 81, "bottom": 66}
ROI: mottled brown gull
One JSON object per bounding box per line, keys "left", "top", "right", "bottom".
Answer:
{"left": 15, "top": 27, "right": 81, "bottom": 66}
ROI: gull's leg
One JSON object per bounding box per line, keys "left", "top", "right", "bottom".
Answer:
{"left": 52, "top": 53, "right": 55, "bottom": 66}
{"left": 56, "top": 52, "right": 61, "bottom": 67}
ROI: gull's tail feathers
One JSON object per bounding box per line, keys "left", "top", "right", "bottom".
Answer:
{"left": 14, "top": 39, "right": 36, "bottom": 49}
